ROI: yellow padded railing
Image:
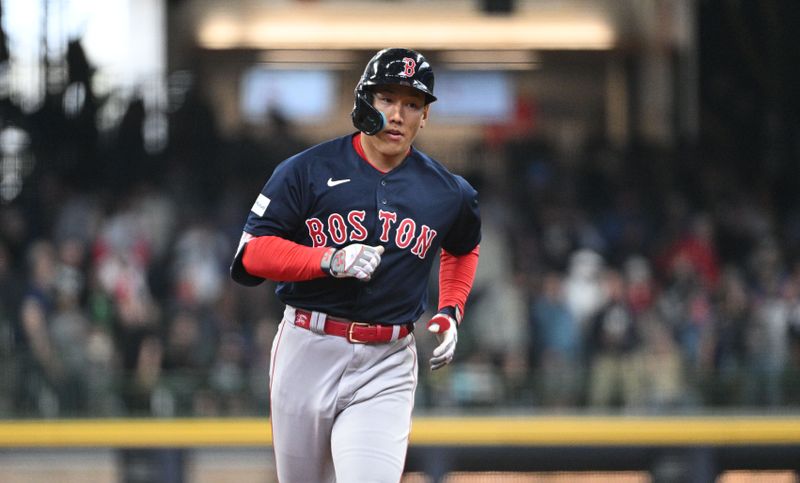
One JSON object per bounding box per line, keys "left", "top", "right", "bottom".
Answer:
{"left": 1, "top": 416, "right": 799, "bottom": 448}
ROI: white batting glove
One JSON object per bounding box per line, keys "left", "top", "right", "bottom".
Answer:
{"left": 323, "top": 244, "right": 384, "bottom": 281}
{"left": 427, "top": 311, "right": 459, "bottom": 370}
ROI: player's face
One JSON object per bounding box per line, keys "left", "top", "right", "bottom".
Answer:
{"left": 362, "top": 85, "right": 429, "bottom": 166}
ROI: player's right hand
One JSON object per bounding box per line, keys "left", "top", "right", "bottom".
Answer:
{"left": 326, "top": 244, "right": 384, "bottom": 281}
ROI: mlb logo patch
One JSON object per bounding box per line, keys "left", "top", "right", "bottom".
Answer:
{"left": 251, "top": 194, "right": 270, "bottom": 217}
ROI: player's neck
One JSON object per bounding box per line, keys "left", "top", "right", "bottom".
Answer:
{"left": 368, "top": 152, "right": 405, "bottom": 173}
{"left": 356, "top": 133, "right": 410, "bottom": 173}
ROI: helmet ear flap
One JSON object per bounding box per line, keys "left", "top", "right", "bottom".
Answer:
{"left": 351, "top": 89, "right": 386, "bottom": 136}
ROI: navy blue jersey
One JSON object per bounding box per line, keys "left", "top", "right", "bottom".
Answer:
{"left": 239, "top": 133, "right": 481, "bottom": 325}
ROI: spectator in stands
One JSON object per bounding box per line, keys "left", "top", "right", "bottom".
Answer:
{"left": 48, "top": 259, "right": 90, "bottom": 415}
{"left": 160, "top": 310, "right": 215, "bottom": 415}
{"left": 708, "top": 266, "right": 749, "bottom": 405}
{"left": 208, "top": 331, "right": 251, "bottom": 415}
{"left": 623, "top": 255, "right": 657, "bottom": 317}
{"left": 170, "top": 221, "right": 230, "bottom": 309}
{"left": 530, "top": 270, "right": 581, "bottom": 407}
{"left": 657, "top": 246, "right": 715, "bottom": 375}
{"left": 658, "top": 213, "right": 721, "bottom": 290}
{"left": 640, "top": 316, "right": 686, "bottom": 410}
{"left": 563, "top": 248, "right": 607, "bottom": 338}
{"left": 743, "top": 242, "right": 793, "bottom": 406}
{"left": 17, "top": 240, "right": 61, "bottom": 416}
{"left": 586, "top": 268, "right": 643, "bottom": 408}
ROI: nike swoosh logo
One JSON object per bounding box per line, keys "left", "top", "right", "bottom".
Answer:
{"left": 327, "top": 178, "right": 351, "bottom": 187}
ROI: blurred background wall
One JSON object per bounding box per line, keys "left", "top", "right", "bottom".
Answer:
{"left": 0, "top": 0, "right": 799, "bottom": 480}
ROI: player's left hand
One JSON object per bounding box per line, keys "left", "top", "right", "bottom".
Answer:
{"left": 427, "top": 311, "right": 458, "bottom": 370}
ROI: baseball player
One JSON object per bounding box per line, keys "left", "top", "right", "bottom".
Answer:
{"left": 231, "top": 47, "right": 481, "bottom": 482}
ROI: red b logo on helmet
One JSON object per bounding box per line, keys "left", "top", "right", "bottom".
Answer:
{"left": 401, "top": 57, "right": 416, "bottom": 77}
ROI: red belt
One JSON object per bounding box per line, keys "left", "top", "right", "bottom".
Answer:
{"left": 293, "top": 309, "right": 413, "bottom": 344}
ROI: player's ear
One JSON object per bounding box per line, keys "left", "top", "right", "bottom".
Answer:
{"left": 421, "top": 105, "right": 429, "bottom": 127}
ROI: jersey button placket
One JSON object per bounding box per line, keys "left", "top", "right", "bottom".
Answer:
{"left": 378, "top": 177, "right": 389, "bottom": 207}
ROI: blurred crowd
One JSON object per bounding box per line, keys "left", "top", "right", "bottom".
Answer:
{"left": 2, "top": 43, "right": 800, "bottom": 419}
{"left": 434, "top": 121, "right": 800, "bottom": 412}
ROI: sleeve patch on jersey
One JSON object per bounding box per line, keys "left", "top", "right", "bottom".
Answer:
{"left": 251, "top": 194, "right": 271, "bottom": 217}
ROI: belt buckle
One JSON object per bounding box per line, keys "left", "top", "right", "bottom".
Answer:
{"left": 346, "top": 322, "right": 372, "bottom": 344}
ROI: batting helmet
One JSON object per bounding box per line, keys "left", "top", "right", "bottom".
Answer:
{"left": 351, "top": 48, "right": 437, "bottom": 135}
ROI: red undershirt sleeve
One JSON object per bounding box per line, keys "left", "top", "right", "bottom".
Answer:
{"left": 241, "top": 235, "right": 331, "bottom": 282}
{"left": 438, "top": 245, "right": 480, "bottom": 320}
